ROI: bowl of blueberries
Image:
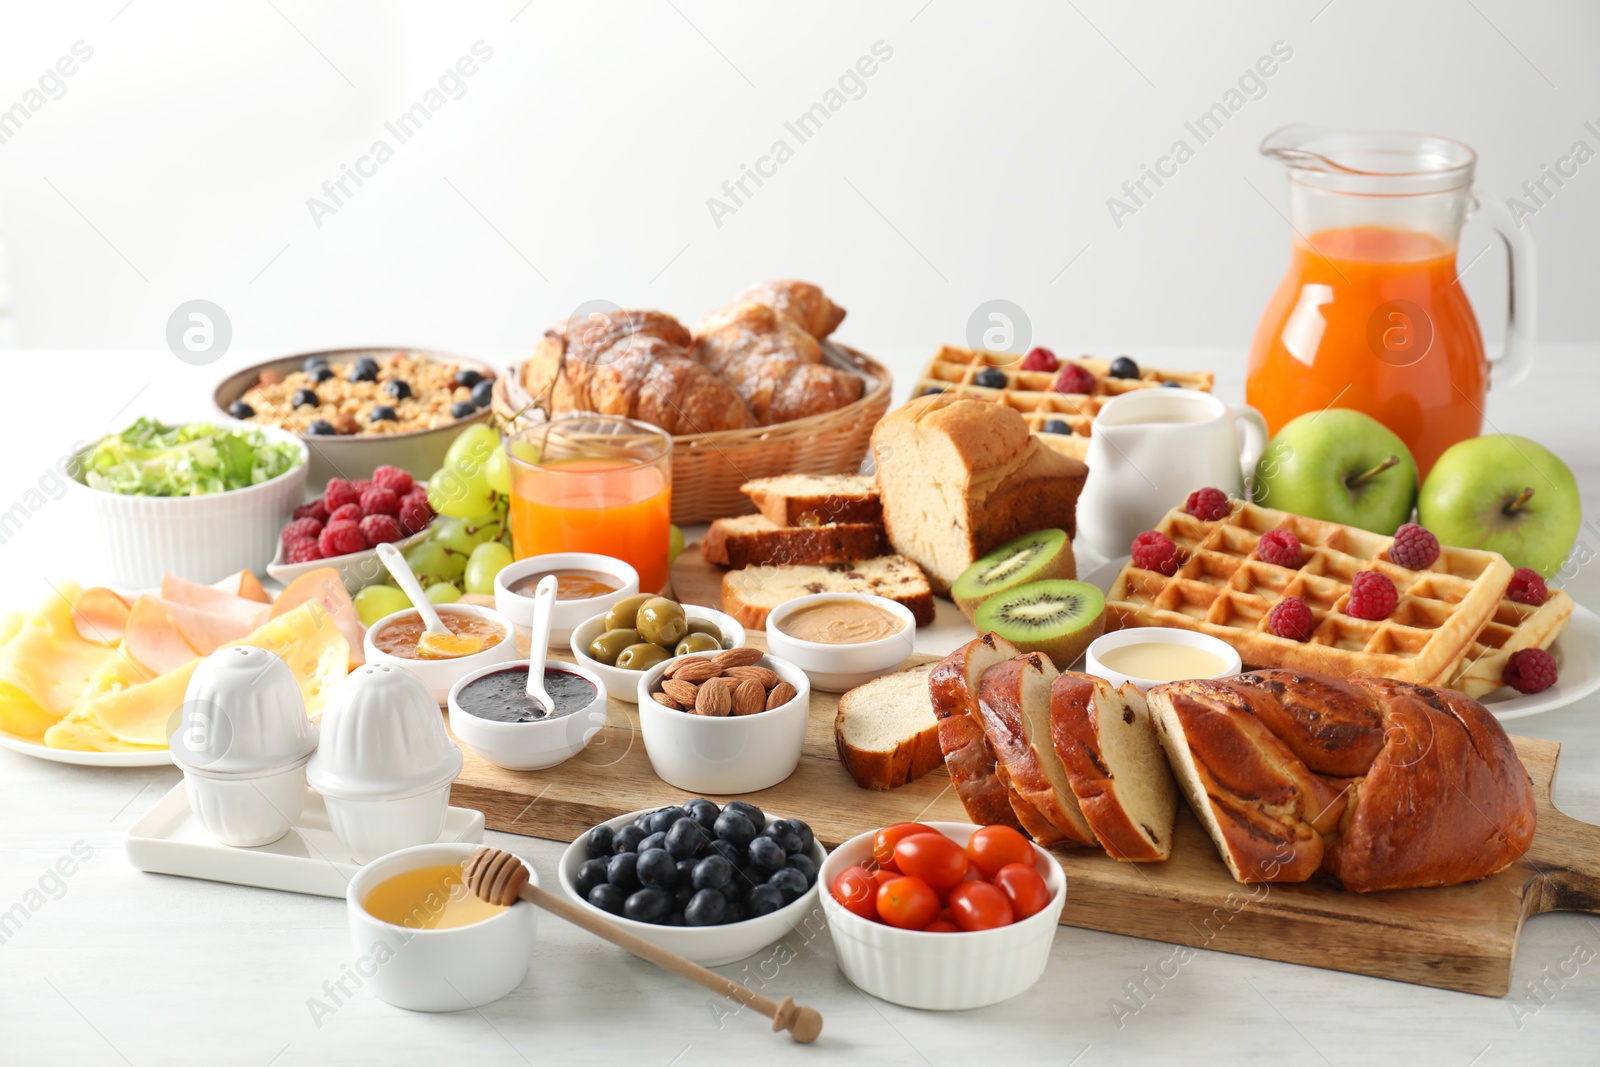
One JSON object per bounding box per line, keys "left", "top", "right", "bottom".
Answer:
{"left": 558, "top": 798, "right": 826, "bottom": 966}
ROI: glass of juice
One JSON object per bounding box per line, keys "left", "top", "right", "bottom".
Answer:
{"left": 507, "top": 414, "right": 673, "bottom": 593}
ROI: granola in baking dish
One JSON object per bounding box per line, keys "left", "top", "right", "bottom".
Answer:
{"left": 232, "top": 351, "right": 492, "bottom": 437}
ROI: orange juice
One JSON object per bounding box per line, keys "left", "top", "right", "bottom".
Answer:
{"left": 510, "top": 457, "right": 672, "bottom": 593}
{"left": 1246, "top": 226, "right": 1485, "bottom": 476}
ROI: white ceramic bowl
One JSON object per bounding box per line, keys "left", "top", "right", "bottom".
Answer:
{"left": 66, "top": 424, "right": 308, "bottom": 588}
{"left": 494, "top": 553, "right": 640, "bottom": 648}
{"left": 636, "top": 651, "right": 808, "bottom": 794}
{"left": 819, "top": 821, "right": 1067, "bottom": 1010}
{"left": 347, "top": 841, "right": 538, "bottom": 1012}
{"left": 764, "top": 593, "right": 917, "bottom": 693}
{"left": 570, "top": 605, "right": 746, "bottom": 704}
{"left": 267, "top": 517, "right": 433, "bottom": 593}
{"left": 1084, "top": 627, "right": 1242, "bottom": 692}
{"left": 448, "top": 659, "right": 608, "bottom": 771}
{"left": 557, "top": 807, "right": 826, "bottom": 967}
{"left": 363, "top": 604, "right": 518, "bottom": 703}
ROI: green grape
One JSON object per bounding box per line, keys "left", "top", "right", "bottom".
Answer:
{"left": 484, "top": 444, "right": 511, "bottom": 495}
{"left": 506, "top": 436, "right": 540, "bottom": 466}
{"left": 668, "top": 524, "right": 685, "bottom": 563}
{"left": 426, "top": 462, "right": 496, "bottom": 518}
{"left": 445, "top": 424, "right": 500, "bottom": 473}
{"left": 353, "top": 584, "right": 411, "bottom": 627}
{"left": 406, "top": 538, "right": 466, "bottom": 584}
{"left": 430, "top": 516, "right": 478, "bottom": 557}
{"left": 465, "top": 542, "right": 514, "bottom": 595}
{"left": 425, "top": 582, "right": 462, "bottom": 604}
{"left": 463, "top": 510, "right": 507, "bottom": 547}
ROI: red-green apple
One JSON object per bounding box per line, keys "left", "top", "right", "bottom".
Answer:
{"left": 1251, "top": 409, "right": 1418, "bottom": 535}
{"left": 1418, "top": 435, "right": 1580, "bottom": 577}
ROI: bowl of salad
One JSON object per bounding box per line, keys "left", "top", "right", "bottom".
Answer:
{"left": 68, "top": 418, "right": 308, "bottom": 587}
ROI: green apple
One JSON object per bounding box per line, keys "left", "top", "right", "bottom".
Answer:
{"left": 1418, "top": 434, "right": 1580, "bottom": 577}
{"left": 1251, "top": 409, "right": 1418, "bottom": 535}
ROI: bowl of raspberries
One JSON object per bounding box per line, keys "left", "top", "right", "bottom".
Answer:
{"left": 267, "top": 464, "right": 435, "bottom": 592}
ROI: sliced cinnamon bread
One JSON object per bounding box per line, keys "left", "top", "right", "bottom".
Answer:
{"left": 741, "top": 474, "right": 880, "bottom": 527}
{"left": 929, "top": 634, "right": 1025, "bottom": 831}
{"left": 834, "top": 663, "right": 942, "bottom": 789}
{"left": 719, "top": 555, "right": 934, "bottom": 629}
{"left": 701, "top": 514, "right": 888, "bottom": 568}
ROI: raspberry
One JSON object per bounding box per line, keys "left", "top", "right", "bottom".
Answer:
{"left": 285, "top": 538, "right": 322, "bottom": 564}
{"left": 1345, "top": 570, "right": 1399, "bottom": 621}
{"left": 323, "top": 478, "right": 361, "bottom": 512}
{"left": 398, "top": 495, "right": 433, "bottom": 535}
{"left": 1053, "top": 364, "right": 1097, "bottom": 395}
{"left": 354, "top": 479, "right": 374, "bottom": 495}
{"left": 1507, "top": 567, "right": 1549, "bottom": 607}
{"left": 359, "top": 485, "right": 399, "bottom": 517}
{"left": 1257, "top": 529, "right": 1303, "bottom": 569}
{"left": 372, "top": 464, "right": 414, "bottom": 496}
{"left": 1131, "top": 530, "right": 1180, "bottom": 576}
{"left": 1268, "top": 596, "right": 1315, "bottom": 641}
{"left": 1389, "top": 523, "right": 1440, "bottom": 570}
{"left": 1185, "top": 487, "right": 1231, "bottom": 521}
{"left": 292, "top": 500, "right": 329, "bottom": 524}
{"left": 328, "top": 503, "right": 363, "bottom": 525}
{"left": 359, "top": 513, "right": 403, "bottom": 546}
{"left": 318, "top": 521, "right": 367, "bottom": 558}
{"left": 1020, "top": 347, "right": 1059, "bottom": 372}
{"left": 281, "top": 518, "right": 323, "bottom": 547}
{"left": 1504, "top": 648, "right": 1557, "bottom": 694}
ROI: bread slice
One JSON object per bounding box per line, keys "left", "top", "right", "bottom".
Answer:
{"left": 1047, "top": 673, "right": 1175, "bottom": 861}
{"left": 975, "top": 653, "right": 1099, "bottom": 847}
{"left": 741, "top": 474, "right": 880, "bottom": 527}
{"left": 871, "top": 395, "right": 1088, "bottom": 595}
{"left": 701, "top": 514, "right": 887, "bottom": 568}
{"left": 719, "top": 555, "right": 934, "bottom": 629}
{"left": 834, "top": 663, "right": 942, "bottom": 790}
{"left": 929, "top": 634, "right": 1025, "bottom": 830}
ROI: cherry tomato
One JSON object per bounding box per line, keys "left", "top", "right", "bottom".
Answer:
{"left": 876, "top": 876, "right": 940, "bottom": 930}
{"left": 894, "top": 832, "right": 968, "bottom": 891}
{"left": 872, "top": 823, "right": 939, "bottom": 868}
{"left": 994, "top": 863, "right": 1052, "bottom": 920}
{"left": 871, "top": 867, "right": 897, "bottom": 890}
{"left": 924, "top": 919, "right": 960, "bottom": 933}
{"left": 947, "top": 881, "right": 1015, "bottom": 931}
{"left": 965, "top": 825, "right": 1034, "bottom": 879}
{"left": 830, "top": 865, "right": 878, "bottom": 921}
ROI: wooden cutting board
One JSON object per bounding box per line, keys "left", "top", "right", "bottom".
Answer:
{"left": 449, "top": 629, "right": 1600, "bottom": 999}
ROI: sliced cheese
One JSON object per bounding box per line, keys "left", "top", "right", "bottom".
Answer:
{"left": 0, "top": 582, "right": 125, "bottom": 739}
{"left": 272, "top": 568, "right": 365, "bottom": 667}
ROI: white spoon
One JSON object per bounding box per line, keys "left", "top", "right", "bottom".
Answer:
{"left": 376, "top": 542, "right": 485, "bottom": 657}
{"left": 524, "top": 575, "right": 558, "bottom": 715}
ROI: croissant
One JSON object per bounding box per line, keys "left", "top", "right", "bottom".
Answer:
{"left": 729, "top": 280, "right": 847, "bottom": 339}
{"left": 1146, "top": 670, "right": 1536, "bottom": 892}
{"left": 522, "top": 309, "right": 756, "bottom": 435}
{"left": 692, "top": 301, "right": 863, "bottom": 423}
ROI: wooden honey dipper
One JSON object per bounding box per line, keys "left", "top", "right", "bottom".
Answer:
{"left": 463, "top": 846, "right": 824, "bottom": 1044}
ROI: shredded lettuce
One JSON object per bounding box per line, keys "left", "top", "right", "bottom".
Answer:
{"left": 80, "top": 418, "right": 301, "bottom": 497}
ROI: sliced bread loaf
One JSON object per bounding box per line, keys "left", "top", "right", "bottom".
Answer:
{"left": 741, "top": 474, "right": 880, "bottom": 527}
{"left": 930, "top": 633, "right": 1025, "bottom": 831}
{"left": 719, "top": 555, "right": 934, "bottom": 630}
{"left": 834, "top": 663, "right": 941, "bottom": 790}
{"left": 701, "top": 514, "right": 888, "bottom": 568}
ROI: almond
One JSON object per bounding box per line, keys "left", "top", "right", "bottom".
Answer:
{"left": 661, "top": 678, "right": 701, "bottom": 708}
{"left": 711, "top": 647, "right": 765, "bottom": 670}
{"left": 695, "top": 677, "right": 733, "bottom": 716}
{"left": 672, "top": 657, "right": 723, "bottom": 684}
{"left": 731, "top": 678, "right": 767, "bottom": 716}
{"left": 650, "top": 691, "right": 682, "bottom": 711}
{"left": 723, "top": 665, "right": 779, "bottom": 689}
{"left": 765, "top": 681, "right": 798, "bottom": 710}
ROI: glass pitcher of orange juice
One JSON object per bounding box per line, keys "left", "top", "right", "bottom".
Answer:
{"left": 1246, "top": 126, "right": 1535, "bottom": 475}
{"left": 507, "top": 415, "right": 673, "bottom": 594}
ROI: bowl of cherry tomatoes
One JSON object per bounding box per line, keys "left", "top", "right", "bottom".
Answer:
{"left": 818, "top": 821, "right": 1066, "bottom": 1010}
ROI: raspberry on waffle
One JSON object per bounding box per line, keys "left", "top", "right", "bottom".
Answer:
{"left": 914, "top": 346, "right": 1215, "bottom": 461}
{"left": 1104, "top": 502, "right": 1513, "bottom": 686}
{"left": 1447, "top": 587, "right": 1574, "bottom": 699}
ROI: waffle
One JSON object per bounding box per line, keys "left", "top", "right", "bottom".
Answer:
{"left": 1105, "top": 502, "right": 1513, "bottom": 686}
{"left": 914, "top": 346, "right": 1216, "bottom": 460}
{"left": 1447, "top": 588, "right": 1574, "bottom": 699}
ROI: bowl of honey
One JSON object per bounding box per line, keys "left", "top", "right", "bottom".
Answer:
{"left": 363, "top": 603, "right": 517, "bottom": 703}
{"left": 493, "top": 552, "right": 640, "bottom": 649}
{"left": 347, "top": 841, "right": 537, "bottom": 1012}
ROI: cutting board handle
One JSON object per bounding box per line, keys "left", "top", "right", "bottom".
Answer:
{"left": 1527, "top": 769, "right": 1600, "bottom": 916}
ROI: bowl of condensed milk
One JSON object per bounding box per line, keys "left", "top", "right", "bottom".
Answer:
{"left": 1084, "top": 627, "right": 1241, "bottom": 691}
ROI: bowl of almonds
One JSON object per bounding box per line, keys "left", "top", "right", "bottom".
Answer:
{"left": 636, "top": 647, "right": 811, "bottom": 795}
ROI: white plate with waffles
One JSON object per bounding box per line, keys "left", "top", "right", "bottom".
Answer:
{"left": 1081, "top": 556, "right": 1600, "bottom": 721}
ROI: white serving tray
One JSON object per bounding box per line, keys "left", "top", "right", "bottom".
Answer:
{"left": 124, "top": 782, "right": 485, "bottom": 898}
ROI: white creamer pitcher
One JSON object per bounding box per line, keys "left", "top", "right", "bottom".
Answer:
{"left": 1076, "top": 389, "right": 1268, "bottom": 560}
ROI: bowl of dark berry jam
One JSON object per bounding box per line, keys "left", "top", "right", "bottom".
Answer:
{"left": 447, "top": 660, "right": 608, "bottom": 770}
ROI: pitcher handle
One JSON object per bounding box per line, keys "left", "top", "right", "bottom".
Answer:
{"left": 1234, "top": 404, "right": 1268, "bottom": 497}
{"left": 1474, "top": 196, "right": 1537, "bottom": 389}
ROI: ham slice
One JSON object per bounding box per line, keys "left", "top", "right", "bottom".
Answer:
{"left": 124, "top": 595, "right": 261, "bottom": 676}
{"left": 211, "top": 570, "right": 270, "bottom": 604}
{"left": 161, "top": 576, "right": 271, "bottom": 632}
{"left": 71, "top": 587, "right": 133, "bottom": 647}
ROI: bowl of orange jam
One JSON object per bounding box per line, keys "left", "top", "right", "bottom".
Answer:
{"left": 363, "top": 604, "right": 516, "bottom": 703}
{"left": 493, "top": 552, "right": 640, "bottom": 650}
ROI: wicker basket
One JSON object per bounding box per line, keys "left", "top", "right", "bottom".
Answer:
{"left": 491, "top": 344, "right": 893, "bottom": 524}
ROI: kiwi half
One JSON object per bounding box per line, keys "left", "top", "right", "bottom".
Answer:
{"left": 971, "top": 579, "right": 1105, "bottom": 670}
{"left": 951, "top": 529, "right": 1076, "bottom": 621}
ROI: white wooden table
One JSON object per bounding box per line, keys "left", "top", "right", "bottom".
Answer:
{"left": 1, "top": 346, "right": 1596, "bottom": 1067}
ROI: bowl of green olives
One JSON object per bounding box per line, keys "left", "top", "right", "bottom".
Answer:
{"left": 568, "top": 595, "right": 747, "bottom": 703}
